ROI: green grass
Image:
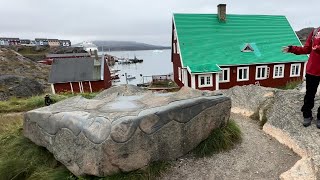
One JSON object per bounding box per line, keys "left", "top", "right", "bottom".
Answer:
{"left": 0, "top": 92, "right": 99, "bottom": 113}
{"left": 192, "top": 120, "right": 242, "bottom": 158}
{"left": 278, "top": 80, "right": 302, "bottom": 90}
{"left": 150, "top": 80, "right": 179, "bottom": 88}
{"left": 0, "top": 115, "right": 76, "bottom": 180}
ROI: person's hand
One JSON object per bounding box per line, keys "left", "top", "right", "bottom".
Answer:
{"left": 312, "top": 45, "right": 320, "bottom": 50}
{"left": 282, "top": 46, "right": 290, "bottom": 53}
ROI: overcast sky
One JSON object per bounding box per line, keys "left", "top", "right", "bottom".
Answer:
{"left": 0, "top": 0, "right": 318, "bottom": 45}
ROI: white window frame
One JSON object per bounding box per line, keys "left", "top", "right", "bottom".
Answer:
{"left": 177, "top": 42, "right": 180, "bottom": 54}
{"left": 198, "top": 74, "right": 213, "bottom": 88}
{"left": 178, "top": 67, "right": 182, "bottom": 81}
{"left": 255, "top": 66, "right": 268, "bottom": 80}
{"left": 290, "top": 63, "right": 301, "bottom": 77}
{"left": 219, "top": 68, "right": 230, "bottom": 83}
{"left": 173, "top": 43, "right": 176, "bottom": 54}
{"left": 273, "top": 64, "right": 285, "bottom": 79}
{"left": 237, "top": 67, "right": 250, "bottom": 81}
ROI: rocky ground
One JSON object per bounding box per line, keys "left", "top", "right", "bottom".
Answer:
{"left": 162, "top": 113, "right": 300, "bottom": 180}
{"left": 0, "top": 48, "right": 50, "bottom": 100}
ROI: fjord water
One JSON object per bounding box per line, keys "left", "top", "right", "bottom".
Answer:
{"left": 104, "top": 50, "right": 172, "bottom": 85}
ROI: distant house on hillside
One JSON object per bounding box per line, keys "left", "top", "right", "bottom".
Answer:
{"left": 48, "top": 56, "right": 112, "bottom": 94}
{"left": 0, "top": 38, "right": 8, "bottom": 46}
{"left": 172, "top": 4, "right": 309, "bottom": 91}
{"left": 38, "top": 53, "right": 91, "bottom": 65}
{"left": 35, "top": 38, "right": 48, "bottom": 46}
{"left": 20, "top": 39, "right": 31, "bottom": 46}
{"left": 59, "top": 40, "right": 71, "bottom": 47}
{"left": 0, "top": 38, "right": 20, "bottom": 46}
{"left": 48, "top": 39, "right": 60, "bottom": 47}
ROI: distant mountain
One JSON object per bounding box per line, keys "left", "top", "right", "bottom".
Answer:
{"left": 91, "top": 41, "right": 170, "bottom": 51}
{"left": 296, "top": 27, "right": 315, "bottom": 44}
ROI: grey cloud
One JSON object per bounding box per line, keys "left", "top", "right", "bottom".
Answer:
{"left": 0, "top": 0, "right": 318, "bottom": 45}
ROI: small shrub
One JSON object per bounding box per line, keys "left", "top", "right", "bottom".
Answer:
{"left": 0, "top": 92, "right": 99, "bottom": 113}
{"left": 279, "top": 80, "right": 302, "bottom": 90}
{"left": 193, "top": 120, "right": 242, "bottom": 158}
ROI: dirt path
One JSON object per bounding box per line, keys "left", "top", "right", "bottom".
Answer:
{"left": 161, "top": 113, "right": 300, "bottom": 180}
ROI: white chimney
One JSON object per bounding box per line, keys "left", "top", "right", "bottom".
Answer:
{"left": 217, "top": 4, "right": 227, "bottom": 22}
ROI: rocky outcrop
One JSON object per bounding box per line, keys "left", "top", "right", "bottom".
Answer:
{"left": 0, "top": 75, "right": 44, "bottom": 101}
{"left": 221, "top": 85, "right": 320, "bottom": 179}
{"left": 23, "top": 86, "right": 231, "bottom": 176}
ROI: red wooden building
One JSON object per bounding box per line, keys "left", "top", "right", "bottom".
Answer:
{"left": 172, "top": 4, "right": 308, "bottom": 91}
{"left": 48, "top": 56, "right": 112, "bottom": 94}
{"left": 38, "top": 53, "right": 91, "bottom": 65}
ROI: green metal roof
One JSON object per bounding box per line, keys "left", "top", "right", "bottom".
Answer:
{"left": 173, "top": 14, "right": 309, "bottom": 73}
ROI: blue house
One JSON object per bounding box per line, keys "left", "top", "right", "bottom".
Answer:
{"left": 35, "top": 38, "right": 49, "bottom": 46}
{"left": 0, "top": 38, "right": 14, "bottom": 46}
{"left": 59, "top": 40, "right": 71, "bottom": 47}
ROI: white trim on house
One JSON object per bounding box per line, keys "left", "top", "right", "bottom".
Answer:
{"left": 256, "top": 65, "right": 268, "bottom": 80}
{"left": 51, "top": 84, "right": 56, "bottom": 94}
{"left": 237, "top": 67, "right": 249, "bottom": 81}
{"left": 173, "top": 43, "right": 176, "bottom": 54}
{"left": 89, "top": 81, "right": 93, "bottom": 93}
{"left": 273, "top": 64, "right": 285, "bottom": 79}
{"left": 191, "top": 74, "right": 196, "bottom": 89}
{"left": 78, "top": 82, "right": 82, "bottom": 93}
{"left": 198, "top": 74, "right": 213, "bottom": 88}
{"left": 182, "top": 69, "right": 188, "bottom": 87}
{"left": 215, "top": 74, "right": 219, "bottom": 90}
{"left": 178, "top": 67, "right": 182, "bottom": 81}
{"left": 290, "top": 63, "right": 301, "bottom": 77}
{"left": 172, "top": 16, "right": 185, "bottom": 68}
{"left": 219, "top": 68, "right": 230, "bottom": 83}
{"left": 70, "top": 82, "right": 74, "bottom": 94}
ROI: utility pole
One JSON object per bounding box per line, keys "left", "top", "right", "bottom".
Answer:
{"left": 125, "top": 73, "right": 128, "bottom": 85}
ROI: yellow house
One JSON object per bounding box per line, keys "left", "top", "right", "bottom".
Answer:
{"left": 48, "top": 39, "right": 60, "bottom": 47}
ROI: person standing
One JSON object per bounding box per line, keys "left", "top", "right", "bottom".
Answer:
{"left": 283, "top": 27, "right": 320, "bottom": 128}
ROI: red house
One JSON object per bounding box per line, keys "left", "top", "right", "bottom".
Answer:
{"left": 38, "top": 53, "right": 91, "bottom": 65}
{"left": 172, "top": 4, "right": 309, "bottom": 91}
{"left": 48, "top": 56, "right": 112, "bottom": 94}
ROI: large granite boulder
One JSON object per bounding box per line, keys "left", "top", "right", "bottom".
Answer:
{"left": 23, "top": 86, "right": 231, "bottom": 176}
{"left": 222, "top": 85, "right": 320, "bottom": 179}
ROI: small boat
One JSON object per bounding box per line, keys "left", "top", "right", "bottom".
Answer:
{"left": 129, "top": 56, "right": 143, "bottom": 63}
{"left": 127, "top": 75, "right": 136, "bottom": 80}
{"left": 110, "top": 69, "right": 120, "bottom": 73}
{"left": 118, "top": 58, "right": 131, "bottom": 64}
{"left": 112, "top": 79, "right": 121, "bottom": 83}
{"left": 111, "top": 73, "right": 120, "bottom": 80}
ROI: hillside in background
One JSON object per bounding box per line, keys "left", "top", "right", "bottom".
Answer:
{"left": 0, "top": 48, "right": 50, "bottom": 100}
{"left": 90, "top": 41, "right": 170, "bottom": 51}
{"left": 296, "top": 27, "right": 315, "bottom": 44}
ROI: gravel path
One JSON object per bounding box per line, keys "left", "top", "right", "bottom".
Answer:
{"left": 161, "top": 113, "right": 300, "bottom": 180}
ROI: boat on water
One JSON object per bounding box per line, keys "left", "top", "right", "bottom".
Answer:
{"left": 127, "top": 75, "right": 136, "bottom": 80}
{"left": 111, "top": 73, "right": 120, "bottom": 80}
{"left": 117, "top": 58, "right": 131, "bottom": 64}
{"left": 129, "top": 56, "right": 143, "bottom": 63}
{"left": 79, "top": 41, "right": 99, "bottom": 55}
{"left": 112, "top": 79, "right": 121, "bottom": 83}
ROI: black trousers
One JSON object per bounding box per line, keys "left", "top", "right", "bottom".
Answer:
{"left": 301, "top": 74, "right": 320, "bottom": 118}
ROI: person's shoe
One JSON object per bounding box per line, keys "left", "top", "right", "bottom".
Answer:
{"left": 303, "top": 117, "right": 313, "bottom": 127}
{"left": 317, "top": 119, "right": 320, "bottom": 129}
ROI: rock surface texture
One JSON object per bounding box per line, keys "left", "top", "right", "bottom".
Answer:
{"left": 23, "top": 86, "right": 231, "bottom": 176}
{"left": 221, "top": 85, "right": 320, "bottom": 180}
